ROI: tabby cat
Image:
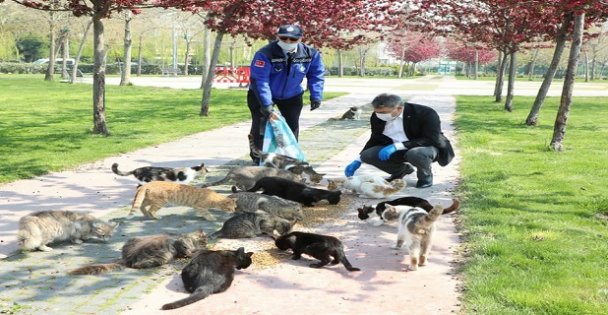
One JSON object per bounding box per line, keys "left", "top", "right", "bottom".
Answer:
{"left": 18, "top": 210, "right": 118, "bottom": 252}
{"left": 275, "top": 231, "right": 360, "bottom": 272}
{"left": 69, "top": 231, "right": 208, "bottom": 275}
{"left": 228, "top": 192, "right": 304, "bottom": 222}
{"left": 199, "top": 166, "right": 302, "bottom": 190}
{"left": 161, "top": 247, "right": 254, "bottom": 310}
{"left": 237, "top": 176, "right": 341, "bottom": 207}
{"left": 330, "top": 106, "right": 363, "bottom": 121}
{"left": 209, "top": 210, "right": 293, "bottom": 239}
{"left": 128, "top": 181, "right": 236, "bottom": 220}
{"left": 327, "top": 175, "right": 405, "bottom": 199}
{"left": 112, "top": 162, "right": 208, "bottom": 184}
{"left": 389, "top": 204, "right": 449, "bottom": 270}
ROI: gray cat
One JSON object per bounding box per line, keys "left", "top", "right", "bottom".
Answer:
{"left": 209, "top": 210, "right": 294, "bottom": 240}
{"left": 69, "top": 231, "right": 208, "bottom": 275}
{"left": 18, "top": 210, "right": 118, "bottom": 252}
{"left": 200, "top": 166, "right": 302, "bottom": 190}
{"left": 228, "top": 192, "right": 304, "bottom": 222}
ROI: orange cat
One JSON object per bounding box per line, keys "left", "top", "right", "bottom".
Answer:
{"left": 128, "top": 181, "right": 236, "bottom": 220}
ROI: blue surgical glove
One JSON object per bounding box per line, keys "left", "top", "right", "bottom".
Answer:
{"left": 378, "top": 144, "right": 397, "bottom": 161}
{"left": 344, "top": 160, "right": 362, "bottom": 177}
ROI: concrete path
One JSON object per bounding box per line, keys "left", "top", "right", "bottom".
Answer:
{"left": 0, "top": 88, "right": 460, "bottom": 314}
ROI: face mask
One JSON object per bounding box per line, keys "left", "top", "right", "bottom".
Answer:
{"left": 277, "top": 41, "right": 298, "bottom": 52}
{"left": 376, "top": 112, "right": 397, "bottom": 122}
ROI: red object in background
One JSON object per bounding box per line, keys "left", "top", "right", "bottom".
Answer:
{"left": 214, "top": 66, "right": 250, "bottom": 87}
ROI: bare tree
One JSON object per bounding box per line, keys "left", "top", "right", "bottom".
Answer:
{"left": 119, "top": 11, "right": 133, "bottom": 86}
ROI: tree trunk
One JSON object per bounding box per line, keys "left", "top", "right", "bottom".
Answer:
{"left": 337, "top": 49, "right": 343, "bottom": 77}
{"left": 525, "top": 14, "right": 572, "bottom": 126}
{"left": 70, "top": 19, "right": 92, "bottom": 84}
{"left": 200, "top": 27, "right": 210, "bottom": 89}
{"left": 92, "top": 14, "right": 109, "bottom": 135}
{"left": 583, "top": 50, "right": 588, "bottom": 82}
{"left": 398, "top": 46, "right": 405, "bottom": 78}
{"left": 590, "top": 57, "right": 596, "bottom": 80}
{"left": 550, "top": 12, "right": 584, "bottom": 151}
{"left": 200, "top": 32, "right": 224, "bottom": 116}
{"left": 120, "top": 11, "right": 132, "bottom": 86}
{"left": 137, "top": 33, "right": 143, "bottom": 76}
{"left": 45, "top": 12, "right": 56, "bottom": 81}
{"left": 184, "top": 40, "right": 191, "bottom": 76}
{"left": 61, "top": 30, "right": 70, "bottom": 80}
{"left": 474, "top": 50, "right": 479, "bottom": 80}
{"left": 493, "top": 50, "right": 502, "bottom": 96}
{"left": 528, "top": 47, "right": 539, "bottom": 81}
{"left": 494, "top": 51, "right": 508, "bottom": 102}
{"left": 504, "top": 51, "right": 516, "bottom": 112}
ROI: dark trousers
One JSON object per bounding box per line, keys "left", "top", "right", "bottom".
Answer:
{"left": 360, "top": 145, "right": 438, "bottom": 181}
{"left": 247, "top": 90, "right": 304, "bottom": 162}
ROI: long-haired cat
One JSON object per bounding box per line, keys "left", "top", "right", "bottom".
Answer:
{"left": 236, "top": 176, "right": 341, "bottom": 207}
{"left": 112, "top": 162, "right": 208, "bottom": 184}
{"left": 248, "top": 135, "right": 324, "bottom": 184}
{"left": 357, "top": 197, "right": 460, "bottom": 226}
{"left": 209, "top": 210, "right": 293, "bottom": 240}
{"left": 389, "top": 204, "right": 450, "bottom": 270}
{"left": 18, "top": 210, "right": 118, "bottom": 252}
{"left": 69, "top": 231, "right": 208, "bottom": 275}
{"left": 128, "top": 181, "right": 236, "bottom": 220}
{"left": 327, "top": 174, "right": 405, "bottom": 199}
{"left": 199, "top": 166, "right": 302, "bottom": 190}
{"left": 275, "top": 231, "right": 360, "bottom": 272}
{"left": 161, "top": 247, "right": 253, "bottom": 310}
{"left": 228, "top": 192, "right": 304, "bottom": 222}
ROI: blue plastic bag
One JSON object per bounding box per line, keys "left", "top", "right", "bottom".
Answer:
{"left": 262, "top": 112, "right": 306, "bottom": 162}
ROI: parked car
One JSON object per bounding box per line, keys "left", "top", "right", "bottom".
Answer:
{"left": 33, "top": 58, "right": 76, "bottom": 66}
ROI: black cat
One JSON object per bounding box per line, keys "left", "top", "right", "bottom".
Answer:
{"left": 161, "top": 247, "right": 254, "bottom": 310}
{"left": 235, "top": 176, "right": 341, "bottom": 207}
{"left": 275, "top": 231, "right": 360, "bottom": 272}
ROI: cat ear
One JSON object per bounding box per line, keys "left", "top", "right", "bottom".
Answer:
{"left": 246, "top": 252, "right": 254, "bottom": 258}
{"left": 236, "top": 247, "right": 245, "bottom": 255}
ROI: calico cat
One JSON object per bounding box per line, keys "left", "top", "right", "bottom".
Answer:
{"left": 209, "top": 210, "right": 293, "bottom": 239}
{"left": 248, "top": 135, "right": 324, "bottom": 184}
{"left": 18, "top": 210, "right": 118, "bottom": 252}
{"left": 161, "top": 247, "right": 254, "bottom": 310}
{"left": 228, "top": 192, "right": 304, "bottom": 222}
{"left": 128, "top": 181, "right": 236, "bottom": 220}
{"left": 327, "top": 175, "right": 406, "bottom": 199}
{"left": 236, "top": 176, "right": 341, "bottom": 207}
{"left": 357, "top": 198, "right": 460, "bottom": 226}
{"left": 199, "top": 166, "right": 302, "bottom": 190}
{"left": 275, "top": 231, "right": 360, "bottom": 272}
{"left": 389, "top": 204, "right": 448, "bottom": 271}
{"left": 69, "top": 231, "right": 208, "bottom": 275}
{"left": 112, "top": 162, "right": 208, "bottom": 184}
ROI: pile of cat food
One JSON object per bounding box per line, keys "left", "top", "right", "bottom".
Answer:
{"left": 300, "top": 194, "right": 356, "bottom": 227}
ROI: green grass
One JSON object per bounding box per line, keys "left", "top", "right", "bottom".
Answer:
{"left": 456, "top": 96, "right": 608, "bottom": 314}
{"left": 0, "top": 76, "right": 344, "bottom": 183}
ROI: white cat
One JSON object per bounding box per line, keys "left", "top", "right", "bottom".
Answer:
{"left": 327, "top": 174, "right": 405, "bottom": 199}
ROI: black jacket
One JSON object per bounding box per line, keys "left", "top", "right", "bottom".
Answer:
{"left": 361, "top": 102, "right": 455, "bottom": 166}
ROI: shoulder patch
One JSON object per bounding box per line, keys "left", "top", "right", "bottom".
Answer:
{"left": 254, "top": 60, "right": 265, "bottom": 67}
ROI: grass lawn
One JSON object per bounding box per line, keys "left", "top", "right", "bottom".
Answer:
{"left": 456, "top": 96, "right": 608, "bottom": 314}
{"left": 0, "top": 76, "right": 344, "bottom": 183}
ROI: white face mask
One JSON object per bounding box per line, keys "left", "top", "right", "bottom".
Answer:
{"left": 376, "top": 112, "right": 396, "bottom": 121}
{"left": 277, "top": 40, "right": 298, "bottom": 52}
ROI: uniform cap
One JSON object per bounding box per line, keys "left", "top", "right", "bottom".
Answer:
{"left": 277, "top": 25, "right": 303, "bottom": 39}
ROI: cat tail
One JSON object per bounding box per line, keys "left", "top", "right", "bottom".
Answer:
{"left": 161, "top": 285, "right": 214, "bottom": 310}
{"left": 111, "top": 163, "right": 134, "bottom": 176}
{"left": 416, "top": 205, "right": 444, "bottom": 229}
{"left": 69, "top": 260, "right": 124, "bottom": 275}
{"left": 383, "top": 179, "right": 406, "bottom": 196}
{"left": 340, "top": 254, "right": 361, "bottom": 272}
{"left": 128, "top": 186, "right": 148, "bottom": 217}
{"left": 198, "top": 175, "right": 230, "bottom": 188}
{"left": 441, "top": 199, "right": 460, "bottom": 215}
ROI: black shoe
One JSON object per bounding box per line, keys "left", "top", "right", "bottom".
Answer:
{"left": 386, "top": 164, "right": 415, "bottom": 182}
{"left": 416, "top": 177, "right": 433, "bottom": 188}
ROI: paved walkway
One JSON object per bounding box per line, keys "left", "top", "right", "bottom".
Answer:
{"left": 0, "top": 90, "right": 460, "bottom": 314}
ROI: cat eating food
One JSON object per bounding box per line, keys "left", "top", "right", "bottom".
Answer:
{"left": 228, "top": 192, "right": 304, "bottom": 222}
{"left": 128, "top": 181, "right": 236, "bottom": 220}
{"left": 236, "top": 176, "right": 341, "bottom": 207}
{"left": 18, "top": 210, "right": 118, "bottom": 252}
{"left": 69, "top": 231, "right": 208, "bottom": 275}
{"left": 327, "top": 174, "right": 405, "bottom": 199}
{"left": 112, "top": 162, "right": 208, "bottom": 185}
{"left": 389, "top": 203, "right": 454, "bottom": 271}
{"left": 275, "top": 231, "right": 360, "bottom": 272}
{"left": 161, "top": 247, "right": 253, "bottom": 310}
{"left": 199, "top": 166, "right": 302, "bottom": 190}
{"left": 209, "top": 210, "right": 294, "bottom": 240}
